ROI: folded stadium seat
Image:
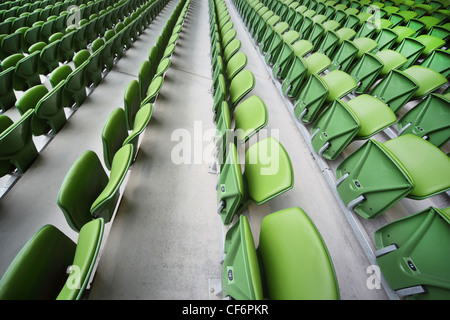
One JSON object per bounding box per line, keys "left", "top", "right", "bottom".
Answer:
{"left": 57, "top": 144, "right": 133, "bottom": 232}
{"left": 348, "top": 49, "right": 407, "bottom": 94}
{"left": 406, "top": 15, "right": 442, "bottom": 37}
{"left": 414, "top": 34, "right": 445, "bottom": 58}
{"left": 1, "top": 52, "right": 40, "bottom": 91}
{"left": 39, "top": 15, "right": 57, "bottom": 43}
{"left": 388, "top": 10, "right": 418, "bottom": 28}
{"left": 123, "top": 79, "right": 141, "bottom": 131}
{"left": 221, "top": 207, "right": 339, "bottom": 300}
{"left": 34, "top": 81, "right": 67, "bottom": 135}
{"left": 374, "top": 206, "right": 450, "bottom": 300}
{"left": 420, "top": 48, "right": 450, "bottom": 79}
{"left": 0, "top": 109, "right": 38, "bottom": 176}
{"left": 228, "top": 69, "right": 255, "bottom": 113}
{"left": 154, "top": 57, "right": 171, "bottom": 79}
{"left": 101, "top": 104, "right": 152, "bottom": 170}
{"left": 413, "top": 3, "right": 436, "bottom": 18}
{"left": 397, "top": 93, "right": 450, "bottom": 148}
{"left": 316, "top": 26, "right": 356, "bottom": 57}
{"left": 260, "top": 21, "right": 289, "bottom": 55}
{"left": 255, "top": 12, "right": 280, "bottom": 44}
{"left": 55, "top": 31, "right": 75, "bottom": 63}
{"left": 0, "top": 31, "right": 22, "bottom": 59}
{"left": 142, "top": 76, "right": 164, "bottom": 106}
{"left": 138, "top": 60, "right": 152, "bottom": 103}
{"left": 307, "top": 19, "right": 341, "bottom": 52}
{"left": 217, "top": 137, "right": 294, "bottom": 225}
{"left": 112, "top": 22, "right": 126, "bottom": 60}
{"left": 290, "top": 5, "right": 307, "bottom": 30}
{"left": 335, "top": 134, "right": 450, "bottom": 220}
{"left": 281, "top": 51, "right": 330, "bottom": 99}
{"left": 369, "top": 65, "right": 446, "bottom": 114}
{"left": 394, "top": 37, "right": 425, "bottom": 70}
{"left": 223, "top": 38, "right": 241, "bottom": 63}
{"left": 354, "top": 17, "right": 393, "bottom": 39}
{"left": 294, "top": 69, "right": 357, "bottom": 123}
{"left": 84, "top": 38, "right": 105, "bottom": 88}
{"left": 51, "top": 62, "right": 88, "bottom": 109}
{"left": 212, "top": 95, "right": 268, "bottom": 171}
{"left": 272, "top": 32, "right": 303, "bottom": 80}
{"left": 0, "top": 67, "right": 16, "bottom": 113}
{"left": 21, "top": 25, "right": 41, "bottom": 52}
{"left": 427, "top": 22, "right": 450, "bottom": 43}
{"left": 73, "top": 19, "right": 89, "bottom": 51}
{"left": 85, "top": 16, "right": 99, "bottom": 43}
{"left": 36, "top": 38, "right": 62, "bottom": 75}
{"left": 374, "top": 26, "right": 416, "bottom": 51}
{"left": 310, "top": 94, "right": 397, "bottom": 160}
{"left": 265, "top": 27, "right": 299, "bottom": 66}
{"left": 0, "top": 217, "right": 104, "bottom": 300}
{"left": 226, "top": 51, "right": 248, "bottom": 83}
{"left": 15, "top": 84, "right": 58, "bottom": 136}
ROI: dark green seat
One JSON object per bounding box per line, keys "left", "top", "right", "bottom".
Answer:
{"left": 0, "top": 218, "right": 104, "bottom": 300}
{"left": 63, "top": 62, "right": 88, "bottom": 108}
{"left": 0, "top": 32, "right": 22, "bottom": 60}
{"left": 336, "top": 134, "right": 450, "bottom": 219}
{"left": 57, "top": 144, "right": 133, "bottom": 232}
{"left": 397, "top": 93, "right": 450, "bottom": 148}
{"left": 0, "top": 67, "right": 17, "bottom": 112}
{"left": 101, "top": 104, "right": 152, "bottom": 170}
{"left": 294, "top": 70, "right": 357, "bottom": 123}
{"left": 374, "top": 206, "right": 450, "bottom": 300}
{"left": 421, "top": 49, "right": 450, "bottom": 78}
{"left": 35, "top": 81, "right": 67, "bottom": 135}
{"left": 311, "top": 94, "right": 396, "bottom": 160}
{"left": 395, "top": 37, "right": 425, "bottom": 70}
{"left": 217, "top": 137, "right": 294, "bottom": 225}
{"left": 15, "top": 85, "right": 53, "bottom": 136}
{"left": 84, "top": 39, "right": 104, "bottom": 88}
{"left": 0, "top": 109, "right": 38, "bottom": 175}
{"left": 124, "top": 80, "right": 142, "bottom": 130}
{"left": 221, "top": 207, "right": 339, "bottom": 300}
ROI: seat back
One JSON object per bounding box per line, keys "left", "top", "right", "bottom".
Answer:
{"left": 123, "top": 79, "right": 140, "bottom": 130}
{"left": 101, "top": 108, "right": 129, "bottom": 170}
{"left": 375, "top": 206, "right": 450, "bottom": 300}
{"left": 57, "top": 150, "right": 109, "bottom": 232}
{"left": 229, "top": 69, "right": 255, "bottom": 109}
{"left": 234, "top": 95, "right": 268, "bottom": 142}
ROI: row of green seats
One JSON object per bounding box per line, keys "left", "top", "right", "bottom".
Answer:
{"left": 0, "top": 0, "right": 166, "bottom": 180}
{"left": 209, "top": 0, "right": 340, "bottom": 301}
{"left": 0, "top": 0, "right": 180, "bottom": 300}
{"left": 234, "top": 0, "right": 449, "bottom": 300}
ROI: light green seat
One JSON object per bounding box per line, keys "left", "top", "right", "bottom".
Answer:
{"left": 415, "top": 34, "right": 445, "bottom": 57}
{"left": 154, "top": 57, "right": 170, "bottom": 78}
{"left": 226, "top": 51, "right": 247, "bottom": 82}
{"left": 221, "top": 207, "right": 339, "bottom": 300}
{"left": 294, "top": 70, "right": 357, "bottom": 123}
{"left": 374, "top": 206, "right": 450, "bottom": 300}
{"left": 229, "top": 69, "right": 255, "bottom": 111}
{"left": 217, "top": 137, "right": 294, "bottom": 225}
{"left": 57, "top": 144, "right": 133, "bottom": 232}
{"left": 403, "top": 65, "right": 447, "bottom": 99}
{"left": 397, "top": 93, "right": 450, "bottom": 148}
{"left": 0, "top": 109, "right": 38, "bottom": 175}
{"left": 234, "top": 95, "right": 268, "bottom": 142}
{"left": 224, "top": 38, "right": 241, "bottom": 62}
{"left": 311, "top": 94, "right": 396, "bottom": 160}
{"left": 102, "top": 104, "right": 152, "bottom": 170}
{"left": 336, "top": 134, "right": 450, "bottom": 219}
{"left": 0, "top": 218, "right": 104, "bottom": 300}
{"left": 142, "top": 76, "right": 164, "bottom": 106}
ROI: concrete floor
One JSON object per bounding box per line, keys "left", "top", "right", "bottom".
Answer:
{"left": 1, "top": 0, "right": 448, "bottom": 301}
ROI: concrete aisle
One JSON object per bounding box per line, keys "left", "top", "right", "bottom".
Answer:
{"left": 89, "top": 0, "right": 223, "bottom": 299}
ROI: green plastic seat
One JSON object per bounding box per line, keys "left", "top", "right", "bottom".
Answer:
{"left": 35, "top": 81, "right": 67, "bottom": 135}
{"left": 336, "top": 134, "right": 450, "bottom": 219}
{"left": 38, "top": 39, "right": 61, "bottom": 75}
{"left": 328, "top": 40, "right": 359, "bottom": 72}
{"left": 226, "top": 67, "right": 252, "bottom": 104}
{"left": 0, "top": 218, "right": 104, "bottom": 300}
{"left": 63, "top": 62, "right": 88, "bottom": 108}
{"left": 221, "top": 207, "right": 339, "bottom": 300}
{"left": 0, "top": 67, "right": 17, "bottom": 112}
{"left": 294, "top": 70, "right": 357, "bottom": 123}
{"left": 57, "top": 144, "right": 133, "bottom": 232}
{"left": 0, "top": 109, "right": 38, "bottom": 175}
{"left": 102, "top": 105, "right": 152, "bottom": 170}
{"left": 0, "top": 32, "right": 22, "bottom": 60}
{"left": 311, "top": 94, "right": 396, "bottom": 160}
{"left": 407, "top": 16, "right": 441, "bottom": 37}
{"left": 397, "top": 93, "right": 450, "bottom": 148}
{"left": 374, "top": 206, "right": 450, "bottom": 300}
{"left": 282, "top": 52, "right": 330, "bottom": 99}
{"left": 224, "top": 38, "right": 241, "bottom": 62}
{"left": 217, "top": 137, "right": 294, "bottom": 225}
{"left": 369, "top": 69, "right": 419, "bottom": 114}
{"left": 143, "top": 76, "right": 164, "bottom": 106}
{"left": 420, "top": 49, "right": 450, "bottom": 78}
{"left": 123, "top": 80, "right": 141, "bottom": 131}
{"left": 226, "top": 51, "right": 248, "bottom": 82}
{"left": 415, "top": 34, "right": 445, "bottom": 57}
{"left": 389, "top": 11, "right": 418, "bottom": 28}
{"left": 154, "top": 57, "right": 171, "bottom": 78}
{"left": 234, "top": 95, "right": 268, "bottom": 142}
{"left": 395, "top": 37, "right": 425, "bottom": 69}
{"left": 265, "top": 28, "right": 298, "bottom": 65}
{"left": 138, "top": 60, "right": 152, "bottom": 103}
{"left": 403, "top": 65, "right": 447, "bottom": 99}
{"left": 15, "top": 85, "right": 53, "bottom": 136}
{"left": 84, "top": 40, "right": 104, "bottom": 88}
